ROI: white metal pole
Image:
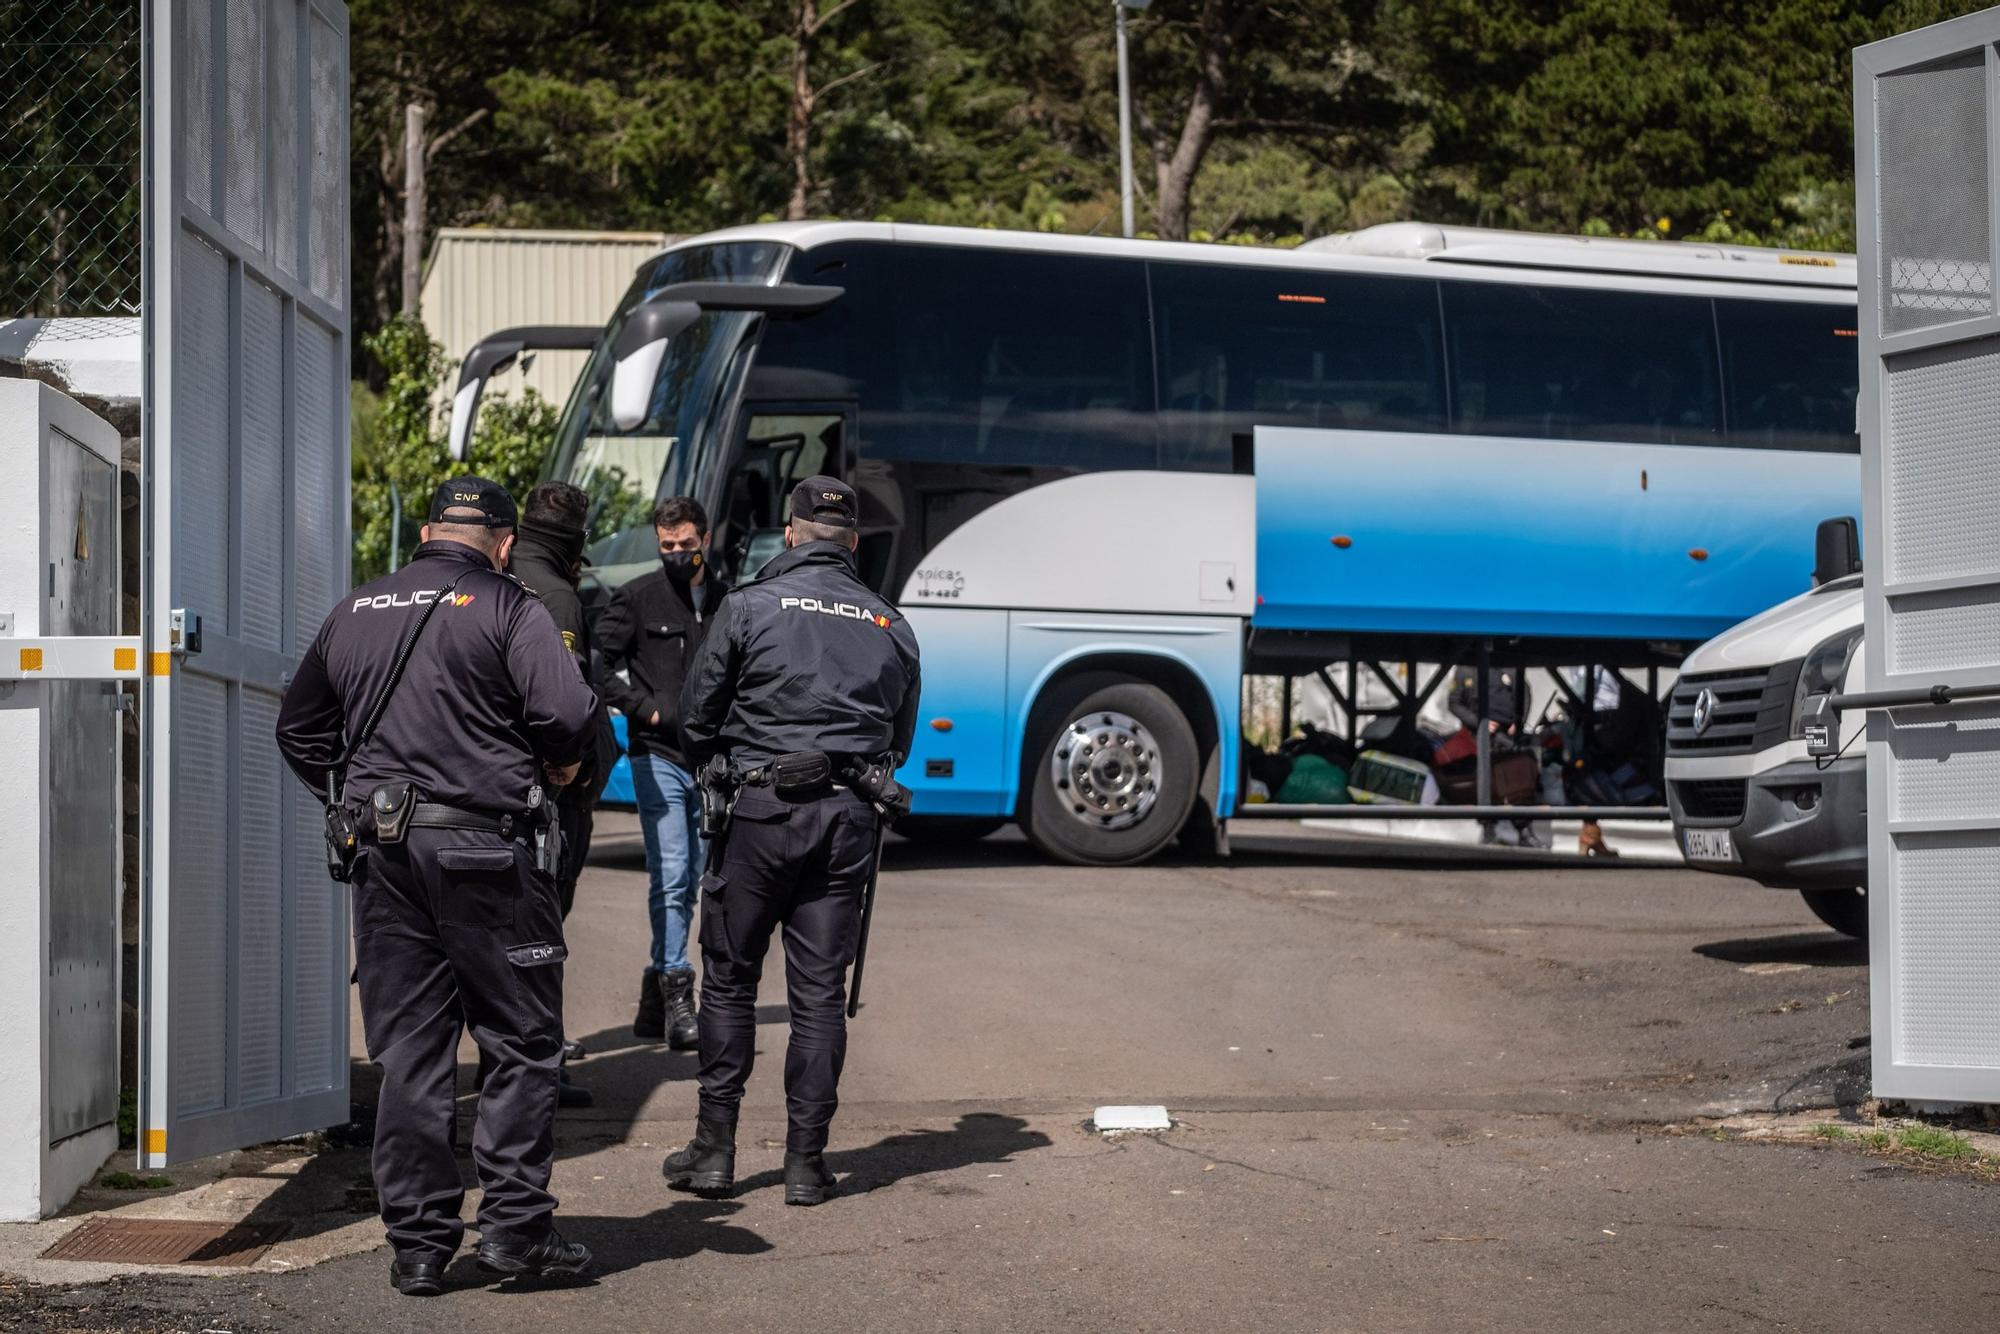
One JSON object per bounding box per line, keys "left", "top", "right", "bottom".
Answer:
{"left": 1116, "top": 1, "right": 1134, "bottom": 238}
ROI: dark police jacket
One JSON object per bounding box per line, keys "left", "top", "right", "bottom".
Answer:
{"left": 597, "top": 566, "right": 731, "bottom": 771}
{"left": 680, "top": 541, "right": 921, "bottom": 769}
{"left": 507, "top": 526, "right": 618, "bottom": 795}
{"left": 275, "top": 540, "right": 598, "bottom": 815}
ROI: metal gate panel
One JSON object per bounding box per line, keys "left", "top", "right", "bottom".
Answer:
{"left": 1856, "top": 11, "right": 2000, "bottom": 1104}
{"left": 45, "top": 433, "right": 122, "bottom": 1145}
{"left": 141, "top": 0, "right": 350, "bottom": 1167}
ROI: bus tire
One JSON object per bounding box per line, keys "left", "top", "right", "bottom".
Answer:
{"left": 1799, "top": 887, "right": 1868, "bottom": 940}
{"left": 1024, "top": 678, "right": 1199, "bottom": 866}
{"left": 893, "top": 816, "right": 1006, "bottom": 845}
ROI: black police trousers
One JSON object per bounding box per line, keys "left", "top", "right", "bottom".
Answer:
{"left": 697, "top": 785, "right": 879, "bottom": 1153}
{"left": 354, "top": 827, "right": 568, "bottom": 1262}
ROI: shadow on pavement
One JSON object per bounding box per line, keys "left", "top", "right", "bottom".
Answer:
{"left": 441, "top": 1199, "right": 775, "bottom": 1291}
{"left": 728, "top": 1112, "right": 1054, "bottom": 1200}
{"left": 1694, "top": 931, "right": 1867, "bottom": 968}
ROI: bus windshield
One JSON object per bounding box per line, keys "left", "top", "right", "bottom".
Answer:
{"left": 548, "top": 240, "right": 789, "bottom": 591}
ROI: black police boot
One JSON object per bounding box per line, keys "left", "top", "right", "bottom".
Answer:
{"left": 661, "top": 1118, "right": 735, "bottom": 1197}
{"left": 633, "top": 968, "right": 665, "bottom": 1041}
{"left": 389, "top": 1254, "right": 445, "bottom": 1297}
{"left": 474, "top": 1228, "right": 593, "bottom": 1280}
{"left": 783, "top": 1151, "right": 837, "bottom": 1207}
{"left": 661, "top": 968, "right": 699, "bottom": 1051}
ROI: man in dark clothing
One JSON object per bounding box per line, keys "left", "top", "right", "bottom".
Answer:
{"left": 504, "top": 480, "right": 620, "bottom": 1108}
{"left": 276, "top": 477, "right": 598, "bottom": 1295}
{"left": 596, "top": 496, "right": 730, "bottom": 1048}
{"left": 661, "top": 475, "right": 920, "bottom": 1207}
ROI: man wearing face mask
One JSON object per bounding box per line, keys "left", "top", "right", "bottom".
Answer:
{"left": 505, "top": 481, "right": 620, "bottom": 1108}
{"left": 597, "top": 496, "right": 730, "bottom": 1047}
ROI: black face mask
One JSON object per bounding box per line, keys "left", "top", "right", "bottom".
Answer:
{"left": 661, "top": 550, "right": 702, "bottom": 583}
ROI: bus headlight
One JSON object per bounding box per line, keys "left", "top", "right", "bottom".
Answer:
{"left": 1791, "top": 625, "right": 1862, "bottom": 738}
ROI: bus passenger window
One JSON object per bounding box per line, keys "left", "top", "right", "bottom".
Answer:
{"left": 1715, "top": 299, "right": 1860, "bottom": 453}
{"left": 1443, "top": 283, "right": 1722, "bottom": 446}
{"left": 1152, "top": 263, "right": 1447, "bottom": 470}
{"left": 867, "top": 246, "right": 1157, "bottom": 470}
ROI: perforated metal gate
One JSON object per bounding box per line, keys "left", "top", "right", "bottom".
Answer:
{"left": 139, "top": 0, "right": 351, "bottom": 1166}
{"left": 1856, "top": 10, "right": 2000, "bottom": 1104}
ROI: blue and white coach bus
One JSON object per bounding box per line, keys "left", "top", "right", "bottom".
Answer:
{"left": 453, "top": 221, "right": 1860, "bottom": 866}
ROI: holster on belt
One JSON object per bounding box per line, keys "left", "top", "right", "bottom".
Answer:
{"left": 697, "top": 754, "right": 741, "bottom": 840}
{"left": 324, "top": 775, "right": 361, "bottom": 883}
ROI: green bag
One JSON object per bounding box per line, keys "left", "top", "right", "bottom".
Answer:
{"left": 1274, "top": 753, "right": 1351, "bottom": 805}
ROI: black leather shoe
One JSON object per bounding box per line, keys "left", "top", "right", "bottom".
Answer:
{"left": 557, "top": 1073, "right": 595, "bottom": 1109}
{"left": 784, "top": 1151, "right": 837, "bottom": 1206}
{"left": 662, "top": 1117, "right": 736, "bottom": 1197}
{"left": 561, "top": 1036, "right": 587, "bottom": 1062}
{"left": 389, "top": 1255, "right": 445, "bottom": 1297}
{"left": 633, "top": 969, "right": 665, "bottom": 1041}
{"left": 475, "top": 1228, "right": 592, "bottom": 1280}
{"left": 661, "top": 969, "right": 699, "bottom": 1051}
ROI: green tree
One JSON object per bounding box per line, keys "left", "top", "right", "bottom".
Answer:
{"left": 1394, "top": 0, "right": 1991, "bottom": 249}
{"left": 350, "top": 316, "right": 561, "bottom": 581}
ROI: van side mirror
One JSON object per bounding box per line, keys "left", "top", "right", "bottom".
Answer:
{"left": 1813, "top": 516, "right": 1861, "bottom": 586}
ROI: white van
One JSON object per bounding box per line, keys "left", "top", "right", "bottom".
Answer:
{"left": 1664, "top": 523, "right": 1868, "bottom": 937}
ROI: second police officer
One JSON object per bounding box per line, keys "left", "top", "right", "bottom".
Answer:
{"left": 276, "top": 478, "right": 598, "bottom": 1296}
{"left": 661, "top": 476, "right": 921, "bottom": 1206}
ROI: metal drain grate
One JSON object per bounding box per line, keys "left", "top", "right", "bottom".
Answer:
{"left": 41, "top": 1219, "right": 289, "bottom": 1267}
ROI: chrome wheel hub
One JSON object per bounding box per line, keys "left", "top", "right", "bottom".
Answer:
{"left": 1050, "top": 710, "right": 1159, "bottom": 830}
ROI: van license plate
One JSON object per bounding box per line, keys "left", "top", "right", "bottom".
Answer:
{"left": 1682, "top": 829, "right": 1738, "bottom": 862}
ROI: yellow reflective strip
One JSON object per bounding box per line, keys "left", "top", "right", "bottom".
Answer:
{"left": 149, "top": 652, "right": 172, "bottom": 676}
{"left": 19, "top": 648, "right": 42, "bottom": 672}
{"left": 114, "top": 647, "right": 137, "bottom": 672}
{"left": 145, "top": 1129, "right": 166, "bottom": 1155}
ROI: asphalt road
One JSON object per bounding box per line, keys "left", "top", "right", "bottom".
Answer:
{"left": 12, "top": 818, "right": 1998, "bottom": 1332}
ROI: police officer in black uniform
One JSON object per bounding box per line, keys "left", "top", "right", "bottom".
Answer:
{"left": 506, "top": 480, "right": 621, "bottom": 1107}
{"left": 661, "top": 476, "right": 921, "bottom": 1206}
{"left": 276, "top": 478, "right": 597, "bottom": 1295}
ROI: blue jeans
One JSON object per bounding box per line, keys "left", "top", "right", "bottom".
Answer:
{"left": 632, "top": 751, "right": 705, "bottom": 975}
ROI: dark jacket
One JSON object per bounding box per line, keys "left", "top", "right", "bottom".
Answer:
{"left": 680, "top": 541, "right": 921, "bottom": 769}
{"left": 275, "top": 540, "right": 598, "bottom": 814}
{"left": 507, "top": 525, "right": 618, "bottom": 796}
{"left": 597, "top": 565, "right": 732, "bottom": 770}
{"left": 1448, "top": 665, "right": 1531, "bottom": 734}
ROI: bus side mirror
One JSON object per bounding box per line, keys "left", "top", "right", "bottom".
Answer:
{"left": 446, "top": 325, "right": 601, "bottom": 459}
{"left": 610, "top": 300, "right": 702, "bottom": 431}
{"left": 1813, "top": 515, "right": 1861, "bottom": 586}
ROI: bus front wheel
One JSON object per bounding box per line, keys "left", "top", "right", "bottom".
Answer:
{"left": 1024, "top": 678, "right": 1199, "bottom": 866}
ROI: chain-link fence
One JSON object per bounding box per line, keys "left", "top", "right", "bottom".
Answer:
{"left": 0, "top": 0, "right": 142, "bottom": 316}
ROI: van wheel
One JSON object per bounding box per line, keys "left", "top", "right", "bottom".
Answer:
{"left": 893, "top": 817, "right": 1005, "bottom": 845}
{"left": 1800, "top": 887, "right": 1869, "bottom": 939}
{"left": 1024, "top": 678, "right": 1198, "bottom": 866}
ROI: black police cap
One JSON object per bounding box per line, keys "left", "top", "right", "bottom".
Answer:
{"left": 429, "top": 476, "right": 518, "bottom": 529}
{"left": 790, "top": 474, "right": 858, "bottom": 528}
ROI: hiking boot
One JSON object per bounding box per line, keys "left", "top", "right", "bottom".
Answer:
{"left": 1579, "top": 821, "right": 1621, "bottom": 858}
{"left": 633, "top": 968, "right": 665, "bottom": 1041}
{"left": 661, "top": 968, "right": 699, "bottom": 1051}
{"left": 389, "top": 1254, "right": 445, "bottom": 1297}
{"left": 783, "top": 1151, "right": 837, "bottom": 1206}
{"left": 475, "top": 1228, "right": 592, "bottom": 1280}
{"left": 662, "top": 1117, "right": 735, "bottom": 1197}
